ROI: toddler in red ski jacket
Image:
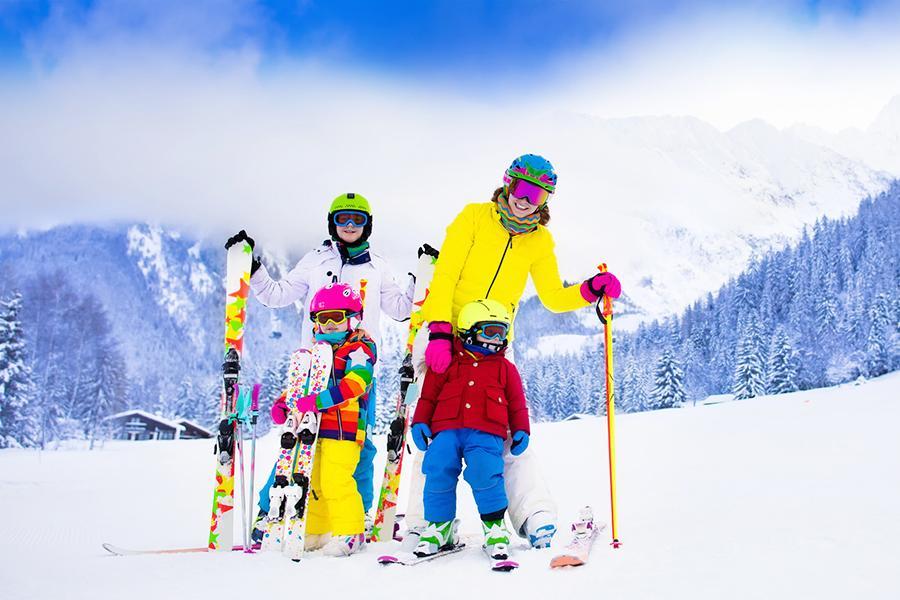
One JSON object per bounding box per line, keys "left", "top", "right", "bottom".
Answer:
{"left": 410, "top": 299, "right": 530, "bottom": 562}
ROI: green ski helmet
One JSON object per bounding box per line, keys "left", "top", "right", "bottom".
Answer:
{"left": 328, "top": 192, "right": 373, "bottom": 243}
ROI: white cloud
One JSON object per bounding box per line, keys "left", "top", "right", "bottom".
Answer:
{"left": 1, "top": 2, "right": 899, "bottom": 293}
{"left": 548, "top": 4, "right": 900, "bottom": 131}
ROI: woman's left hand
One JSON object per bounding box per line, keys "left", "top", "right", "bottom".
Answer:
{"left": 580, "top": 271, "right": 622, "bottom": 302}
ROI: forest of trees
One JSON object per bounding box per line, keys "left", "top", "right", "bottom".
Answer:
{"left": 515, "top": 183, "right": 899, "bottom": 421}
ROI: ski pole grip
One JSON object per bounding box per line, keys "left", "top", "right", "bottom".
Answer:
{"left": 595, "top": 263, "right": 613, "bottom": 322}
{"left": 250, "top": 383, "right": 261, "bottom": 411}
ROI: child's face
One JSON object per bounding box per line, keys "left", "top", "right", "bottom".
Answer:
{"left": 318, "top": 319, "right": 349, "bottom": 334}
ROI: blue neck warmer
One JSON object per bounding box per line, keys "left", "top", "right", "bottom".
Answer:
{"left": 315, "top": 331, "right": 350, "bottom": 345}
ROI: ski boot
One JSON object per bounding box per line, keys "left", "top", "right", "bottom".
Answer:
{"left": 364, "top": 511, "right": 374, "bottom": 542}
{"left": 322, "top": 533, "right": 365, "bottom": 557}
{"left": 482, "top": 518, "right": 512, "bottom": 561}
{"left": 522, "top": 510, "right": 557, "bottom": 549}
{"left": 304, "top": 533, "right": 331, "bottom": 551}
{"left": 399, "top": 524, "right": 424, "bottom": 553}
{"left": 414, "top": 520, "right": 458, "bottom": 557}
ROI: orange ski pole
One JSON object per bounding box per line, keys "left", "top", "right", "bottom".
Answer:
{"left": 595, "top": 264, "right": 621, "bottom": 548}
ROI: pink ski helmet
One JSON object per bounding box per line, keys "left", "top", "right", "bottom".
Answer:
{"left": 308, "top": 282, "right": 364, "bottom": 318}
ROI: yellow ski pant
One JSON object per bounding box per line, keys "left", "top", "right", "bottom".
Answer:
{"left": 306, "top": 438, "right": 365, "bottom": 536}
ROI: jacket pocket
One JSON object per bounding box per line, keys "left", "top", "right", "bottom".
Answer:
{"left": 432, "top": 381, "right": 464, "bottom": 423}
{"left": 483, "top": 385, "right": 509, "bottom": 428}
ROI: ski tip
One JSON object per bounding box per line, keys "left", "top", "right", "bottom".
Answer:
{"left": 377, "top": 555, "right": 399, "bottom": 564}
{"left": 492, "top": 560, "right": 520, "bottom": 572}
{"left": 550, "top": 556, "right": 585, "bottom": 568}
{"left": 101, "top": 543, "right": 120, "bottom": 556}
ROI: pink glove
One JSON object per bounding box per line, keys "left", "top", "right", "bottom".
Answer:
{"left": 580, "top": 271, "right": 622, "bottom": 302}
{"left": 270, "top": 394, "right": 288, "bottom": 425}
{"left": 425, "top": 321, "right": 453, "bottom": 374}
{"left": 294, "top": 393, "right": 319, "bottom": 414}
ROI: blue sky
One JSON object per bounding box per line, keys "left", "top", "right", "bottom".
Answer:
{"left": 0, "top": 0, "right": 894, "bottom": 80}
{"left": 2, "top": 0, "right": 899, "bottom": 255}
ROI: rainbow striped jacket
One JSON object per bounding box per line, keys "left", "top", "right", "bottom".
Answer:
{"left": 313, "top": 329, "right": 377, "bottom": 445}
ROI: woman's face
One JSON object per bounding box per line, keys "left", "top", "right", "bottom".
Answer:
{"left": 507, "top": 189, "right": 540, "bottom": 219}
{"left": 336, "top": 224, "right": 364, "bottom": 245}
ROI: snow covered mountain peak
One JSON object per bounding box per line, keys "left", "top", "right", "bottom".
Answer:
{"left": 869, "top": 94, "right": 900, "bottom": 134}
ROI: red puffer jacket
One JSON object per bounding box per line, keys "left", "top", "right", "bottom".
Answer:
{"left": 412, "top": 340, "right": 530, "bottom": 439}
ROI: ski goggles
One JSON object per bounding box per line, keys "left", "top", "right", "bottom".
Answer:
{"left": 332, "top": 210, "right": 369, "bottom": 228}
{"left": 508, "top": 178, "right": 551, "bottom": 206}
{"left": 312, "top": 309, "right": 356, "bottom": 326}
{"left": 474, "top": 321, "right": 509, "bottom": 341}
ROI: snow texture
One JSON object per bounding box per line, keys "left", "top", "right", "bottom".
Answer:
{"left": 1, "top": 373, "right": 897, "bottom": 599}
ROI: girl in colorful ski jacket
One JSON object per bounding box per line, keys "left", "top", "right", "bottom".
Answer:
{"left": 414, "top": 154, "right": 622, "bottom": 547}
{"left": 232, "top": 192, "right": 414, "bottom": 523}
{"left": 410, "top": 299, "right": 529, "bottom": 560}
{"left": 268, "top": 282, "right": 376, "bottom": 556}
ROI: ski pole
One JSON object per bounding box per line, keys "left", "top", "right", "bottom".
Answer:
{"left": 236, "top": 406, "right": 248, "bottom": 552}
{"left": 246, "top": 383, "right": 261, "bottom": 553}
{"left": 595, "top": 264, "right": 621, "bottom": 549}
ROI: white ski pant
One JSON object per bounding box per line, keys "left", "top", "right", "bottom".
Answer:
{"left": 404, "top": 328, "right": 557, "bottom": 536}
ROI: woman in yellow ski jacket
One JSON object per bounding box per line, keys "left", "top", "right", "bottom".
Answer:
{"left": 414, "top": 153, "right": 623, "bottom": 549}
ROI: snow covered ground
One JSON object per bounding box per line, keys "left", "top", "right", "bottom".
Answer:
{"left": 2, "top": 373, "right": 898, "bottom": 600}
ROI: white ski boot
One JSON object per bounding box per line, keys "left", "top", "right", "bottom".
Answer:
{"left": 399, "top": 524, "right": 424, "bottom": 553}
{"left": 364, "top": 512, "right": 374, "bottom": 542}
{"left": 414, "top": 520, "right": 458, "bottom": 557}
{"left": 304, "top": 533, "right": 331, "bottom": 551}
{"left": 482, "top": 518, "right": 512, "bottom": 561}
{"left": 522, "top": 510, "right": 557, "bottom": 549}
{"left": 322, "top": 533, "right": 365, "bottom": 557}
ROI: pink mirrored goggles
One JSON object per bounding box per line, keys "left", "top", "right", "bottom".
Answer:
{"left": 508, "top": 178, "right": 551, "bottom": 206}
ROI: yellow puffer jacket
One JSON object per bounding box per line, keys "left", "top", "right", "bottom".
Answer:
{"left": 422, "top": 202, "right": 588, "bottom": 338}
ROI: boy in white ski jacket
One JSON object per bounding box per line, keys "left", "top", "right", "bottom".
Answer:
{"left": 231, "top": 193, "right": 414, "bottom": 535}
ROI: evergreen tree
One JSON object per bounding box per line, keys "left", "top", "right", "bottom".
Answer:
{"left": 732, "top": 318, "right": 766, "bottom": 400}
{"left": 865, "top": 293, "right": 893, "bottom": 377}
{"left": 766, "top": 328, "right": 798, "bottom": 395}
{"left": 74, "top": 301, "right": 129, "bottom": 446}
{"left": 0, "top": 294, "right": 37, "bottom": 448}
{"left": 651, "top": 349, "right": 686, "bottom": 409}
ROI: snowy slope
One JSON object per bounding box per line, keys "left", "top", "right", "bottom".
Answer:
{"left": 1, "top": 373, "right": 898, "bottom": 600}
{"left": 538, "top": 112, "right": 892, "bottom": 321}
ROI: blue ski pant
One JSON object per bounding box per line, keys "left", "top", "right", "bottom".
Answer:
{"left": 422, "top": 428, "right": 508, "bottom": 522}
{"left": 257, "top": 379, "right": 377, "bottom": 514}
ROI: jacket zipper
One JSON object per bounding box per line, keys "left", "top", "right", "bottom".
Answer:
{"left": 331, "top": 369, "right": 344, "bottom": 442}
{"left": 485, "top": 234, "right": 513, "bottom": 299}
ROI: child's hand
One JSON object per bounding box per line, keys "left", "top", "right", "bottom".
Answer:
{"left": 294, "top": 393, "right": 319, "bottom": 414}
{"left": 510, "top": 431, "right": 529, "bottom": 456}
{"left": 270, "top": 394, "right": 288, "bottom": 425}
{"left": 411, "top": 423, "right": 432, "bottom": 451}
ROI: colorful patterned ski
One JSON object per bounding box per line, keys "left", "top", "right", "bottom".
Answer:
{"left": 371, "top": 244, "right": 439, "bottom": 542}
{"left": 102, "top": 543, "right": 251, "bottom": 556}
{"left": 549, "top": 506, "right": 605, "bottom": 569}
{"left": 281, "top": 341, "right": 332, "bottom": 561}
{"left": 208, "top": 234, "right": 253, "bottom": 551}
{"left": 260, "top": 348, "right": 313, "bottom": 551}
